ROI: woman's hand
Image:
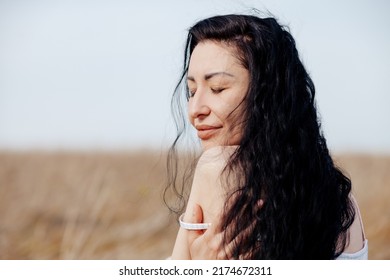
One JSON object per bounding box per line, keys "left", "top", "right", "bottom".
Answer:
{"left": 186, "top": 204, "right": 229, "bottom": 259}
{"left": 186, "top": 201, "right": 264, "bottom": 260}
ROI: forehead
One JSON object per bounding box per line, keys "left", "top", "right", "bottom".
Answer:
{"left": 188, "top": 41, "right": 243, "bottom": 76}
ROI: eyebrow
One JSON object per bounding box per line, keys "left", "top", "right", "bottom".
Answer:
{"left": 187, "top": 71, "right": 235, "bottom": 82}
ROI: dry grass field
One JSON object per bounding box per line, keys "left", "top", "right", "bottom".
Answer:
{"left": 0, "top": 150, "right": 389, "bottom": 259}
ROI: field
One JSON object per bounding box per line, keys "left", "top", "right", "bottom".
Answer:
{"left": 0, "top": 151, "right": 389, "bottom": 259}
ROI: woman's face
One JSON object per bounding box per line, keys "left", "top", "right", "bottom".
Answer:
{"left": 187, "top": 40, "right": 249, "bottom": 150}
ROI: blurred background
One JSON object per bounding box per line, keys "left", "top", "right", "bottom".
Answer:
{"left": 0, "top": 0, "right": 389, "bottom": 259}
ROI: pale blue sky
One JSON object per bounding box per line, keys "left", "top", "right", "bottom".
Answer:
{"left": 0, "top": 0, "right": 389, "bottom": 153}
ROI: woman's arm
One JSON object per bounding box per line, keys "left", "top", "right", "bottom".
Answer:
{"left": 170, "top": 146, "right": 237, "bottom": 259}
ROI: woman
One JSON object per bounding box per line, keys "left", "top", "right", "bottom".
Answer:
{"left": 165, "top": 14, "right": 367, "bottom": 259}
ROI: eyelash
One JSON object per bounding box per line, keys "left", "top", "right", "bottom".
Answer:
{"left": 211, "top": 88, "right": 225, "bottom": 94}
{"left": 188, "top": 88, "right": 225, "bottom": 98}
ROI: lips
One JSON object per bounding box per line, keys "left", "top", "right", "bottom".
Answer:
{"left": 195, "top": 124, "right": 222, "bottom": 140}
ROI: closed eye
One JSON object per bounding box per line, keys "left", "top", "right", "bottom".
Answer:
{"left": 189, "top": 89, "right": 197, "bottom": 97}
{"left": 211, "top": 88, "right": 225, "bottom": 94}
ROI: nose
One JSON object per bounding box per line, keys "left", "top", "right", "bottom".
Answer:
{"left": 188, "top": 89, "right": 211, "bottom": 120}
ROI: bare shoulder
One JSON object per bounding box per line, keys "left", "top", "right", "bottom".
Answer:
{"left": 193, "top": 145, "right": 239, "bottom": 193}
{"left": 197, "top": 145, "right": 238, "bottom": 169}
{"left": 343, "top": 194, "right": 365, "bottom": 253}
{"left": 188, "top": 145, "right": 239, "bottom": 221}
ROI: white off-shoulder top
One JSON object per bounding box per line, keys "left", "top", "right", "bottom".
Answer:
{"left": 336, "top": 239, "right": 368, "bottom": 260}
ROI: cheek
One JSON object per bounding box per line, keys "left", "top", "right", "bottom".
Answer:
{"left": 218, "top": 97, "right": 243, "bottom": 122}
{"left": 187, "top": 101, "right": 195, "bottom": 126}
{"left": 227, "top": 88, "right": 247, "bottom": 121}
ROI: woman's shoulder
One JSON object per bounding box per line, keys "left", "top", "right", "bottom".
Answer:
{"left": 188, "top": 146, "right": 239, "bottom": 222}
{"left": 193, "top": 145, "right": 238, "bottom": 190}
{"left": 197, "top": 145, "right": 238, "bottom": 169}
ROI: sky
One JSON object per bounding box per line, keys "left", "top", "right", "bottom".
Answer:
{"left": 0, "top": 0, "right": 389, "bottom": 153}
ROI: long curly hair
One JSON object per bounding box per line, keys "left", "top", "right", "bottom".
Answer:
{"left": 165, "top": 14, "right": 355, "bottom": 259}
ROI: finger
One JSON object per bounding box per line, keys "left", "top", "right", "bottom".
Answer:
{"left": 187, "top": 204, "right": 225, "bottom": 259}
{"left": 218, "top": 224, "right": 255, "bottom": 260}
{"left": 198, "top": 218, "right": 226, "bottom": 259}
{"left": 190, "top": 228, "right": 225, "bottom": 259}
{"left": 192, "top": 195, "right": 259, "bottom": 260}
{"left": 186, "top": 204, "right": 214, "bottom": 260}
{"left": 187, "top": 204, "right": 205, "bottom": 245}
{"left": 190, "top": 203, "right": 203, "bottom": 224}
